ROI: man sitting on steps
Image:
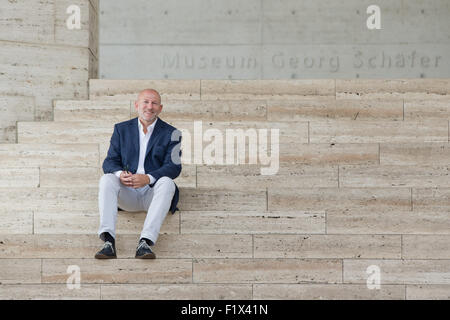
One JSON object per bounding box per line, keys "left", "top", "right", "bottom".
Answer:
{"left": 95, "top": 88, "right": 182, "bottom": 259}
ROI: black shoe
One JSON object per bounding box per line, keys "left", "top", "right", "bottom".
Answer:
{"left": 135, "top": 239, "right": 156, "bottom": 259}
{"left": 94, "top": 241, "right": 117, "bottom": 259}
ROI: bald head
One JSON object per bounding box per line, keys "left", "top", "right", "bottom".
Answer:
{"left": 137, "top": 89, "right": 161, "bottom": 104}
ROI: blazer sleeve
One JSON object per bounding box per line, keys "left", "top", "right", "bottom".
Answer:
{"left": 102, "top": 124, "right": 123, "bottom": 173}
{"left": 148, "top": 130, "right": 182, "bottom": 182}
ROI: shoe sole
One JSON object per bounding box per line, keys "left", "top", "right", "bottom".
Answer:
{"left": 135, "top": 252, "right": 156, "bottom": 259}
{"left": 94, "top": 253, "right": 117, "bottom": 259}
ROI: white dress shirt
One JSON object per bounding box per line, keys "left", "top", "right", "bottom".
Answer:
{"left": 114, "top": 118, "right": 158, "bottom": 186}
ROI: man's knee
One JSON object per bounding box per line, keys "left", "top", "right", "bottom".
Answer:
{"left": 154, "top": 176, "right": 176, "bottom": 194}
{"left": 99, "top": 173, "right": 120, "bottom": 190}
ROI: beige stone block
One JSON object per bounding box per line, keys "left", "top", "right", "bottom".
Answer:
{"left": 201, "top": 80, "right": 335, "bottom": 100}
{"left": 0, "top": 168, "right": 39, "bottom": 187}
{"left": 55, "top": 0, "right": 98, "bottom": 57}
{"left": 340, "top": 165, "right": 450, "bottom": 188}
{"left": 310, "top": 120, "right": 448, "bottom": 143}
{"left": 280, "top": 143, "right": 379, "bottom": 165}
{"left": 54, "top": 100, "right": 131, "bottom": 122}
{"left": 197, "top": 164, "right": 338, "bottom": 189}
{"left": 0, "top": 0, "right": 54, "bottom": 43}
{"left": 406, "top": 285, "right": 450, "bottom": 300}
{"left": 253, "top": 284, "right": 405, "bottom": 300}
{"left": 40, "top": 167, "right": 101, "bottom": 187}
{"left": 0, "top": 234, "right": 102, "bottom": 259}
{"left": 193, "top": 258, "right": 342, "bottom": 284}
{"left": 0, "top": 95, "right": 35, "bottom": 143}
{"left": 327, "top": 208, "right": 450, "bottom": 234}
{"left": 404, "top": 99, "right": 450, "bottom": 120}
{"left": 412, "top": 188, "right": 450, "bottom": 211}
{"left": 402, "top": 235, "right": 450, "bottom": 259}
{"left": 42, "top": 259, "right": 192, "bottom": 284}
{"left": 344, "top": 259, "right": 450, "bottom": 284}
{"left": 0, "top": 41, "right": 90, "bottom": 120}
{"left": 181, "top": 211, "right": 325, "bottom": 234}
{"left": 34, "top": 211, "right": 179, "bottom": 235}
{"left": 132, "top": 100, "right": 267, "bottom": 121}
{"left": 153, "top": 234, "right": 252, "bottom": 258}
{"left": 176, "top": 164, "right": 196, "bottom": 188}
{"left": 0, "top": 259, "right": 41, "bottom": 284}
{"left": 0, "top": 187, "right": 98, "bottom": 211}
{"left": 89, "top": 79, "right": 201, "bottom": 100}
{"left": 254, "top": 235, "right": 401, "bottom": 259}
{"left": 268, "top": 187, "right": 411, "bottom": 212}
{"left": 268, "top": 99, "right": 403, "bottom": 121}
{"left": 380, "top": 143, "right": 450, "bottom": 165}
{"left": 0, "top": 284, "right": 101, "bottom": 300}
{"left": 0, "top": 211, "right": 33, "bottom": 234}
{"left": 336, "top": 79, "right": 450, "bottom": 99}
{"left": 0, "top": 143, "right": 99, "bottom": 167}
{"left": 101, "top": 284, "right": 252, "bottom": 300}
{"left": 179, "top": 188, "right": 267, "bottom": 211}
{"left": 17, "top": 121, "right": 114, "bottom": 144}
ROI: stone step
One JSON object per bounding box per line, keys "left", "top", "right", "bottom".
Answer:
{"left": 17, "top": 120, "right": 309, "bottom": 145}
{"left": 197, "top": 164, "right": 450, "bottom": 189}
{"left": 197, "top": 164, "right": 338, "bottom": 189}
{"left": 267, "top": 98, "right": 404, "bottom": 121}
{"left": 0, "top": 283, "right": 251, "bottom": 300}
{"left": 343, "top": 259, "right": 450, "bottom": 285}
{"left": 2, "top": 282, "right": 449, "bottom": 300}
{"left": 309, "top": 120, "right": 448, "bottom": 143}
{"left": 404, "top": 99, "right": 450, "bottom": 120}
{"left": 0, "top": 187, "right": 267, "bottom": 212}
{"left": 56, "top": 97, "right": 450, "bottom": 122}
{"left": 33, "top": 211, "right": 179, "bottom": 235}
{"left": 327, "top": 208, "right": 450, "bottom": 234}
{"left": 0, "top": 234, "right": 253, "bottom": 259}
{"left": 89, "top": 79, "right": 201, "bottom": 100}
{"left": 54, "top": 99, "right": 268, "bottom": 122}
{"left": 340, "top": 164, "right": 450, "bottom": 188}
{"left": 89, "top": 79, "right": 335, "bottom": 100}
{"left": 252, "top": 284, "right": 406, "bottom": 300}
{"left": 380, "top": 142, "right": 450, "bottom": 165}
{"left": 268, "top": 187, "right": 412, "bottom": 212}
{"left": 336, "top": 79, "right": 450, "bottom": 100}
{"left": 8, "top": 233, "right": 443, "bottom": 260}
{"left": 0, "top": 143, "right": 100, "bottom": 167}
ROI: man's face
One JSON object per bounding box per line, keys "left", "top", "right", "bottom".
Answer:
{"left": 135, "top": 90, "right": 163, "bottom": 123}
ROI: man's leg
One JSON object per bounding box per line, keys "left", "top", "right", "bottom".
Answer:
{"left": 97, "top": 173, "right": 142, "bottom": 240}
{"left": 140, "top": 176, "right": 176, "bottom": 245}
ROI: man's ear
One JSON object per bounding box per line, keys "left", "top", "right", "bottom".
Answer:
{"left": 134, "top": 101, "right": 138, "bottom": 110}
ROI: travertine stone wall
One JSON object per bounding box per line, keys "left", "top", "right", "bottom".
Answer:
{"left": 0, "top": 0, "right": 98, "bottom": 142}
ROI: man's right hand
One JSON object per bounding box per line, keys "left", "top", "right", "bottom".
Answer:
{"left": 119, "top": 171, "right": 133, "bottom": 187}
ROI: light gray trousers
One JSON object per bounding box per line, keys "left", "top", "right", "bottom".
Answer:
{"left": 97, "top": 173, "right": 176, "bottom": 245}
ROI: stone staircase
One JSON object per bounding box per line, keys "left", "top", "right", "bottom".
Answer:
{"left": 1, "top": 79, "right": 450, "bottom": 300}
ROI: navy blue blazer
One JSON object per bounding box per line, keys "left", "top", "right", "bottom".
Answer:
{"left": 102, "top": 117, "right": 182, "bottom": 214}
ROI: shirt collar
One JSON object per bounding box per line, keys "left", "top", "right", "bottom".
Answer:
{"left": 138, "top": 117, "right": 158, "bottom": 134}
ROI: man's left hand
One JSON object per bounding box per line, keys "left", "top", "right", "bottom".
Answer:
{"left": 130, "top": 174, "right": 150, "bottom": 188}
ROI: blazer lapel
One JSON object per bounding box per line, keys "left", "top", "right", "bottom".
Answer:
{"left": 130, "top": 117, "right": 140, "bottom": 162}
{"left": 145, "top": 118, "right": 164, "bottom": 158}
